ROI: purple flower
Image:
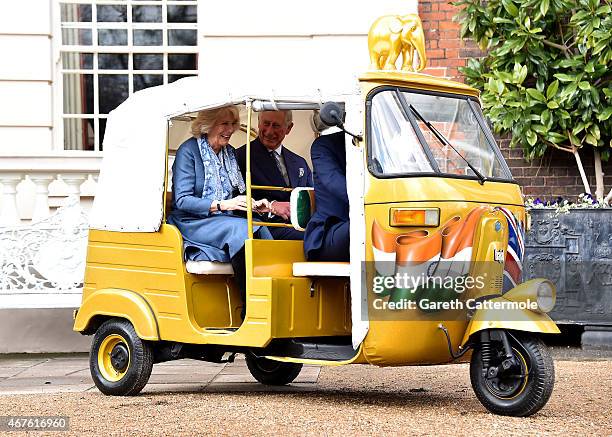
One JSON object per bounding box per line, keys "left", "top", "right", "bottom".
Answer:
{"left": 582, "top": 193, "right": 597, "bottom": 204}
{"left": 534, "top": 198, "right": 543, "bottom": 205}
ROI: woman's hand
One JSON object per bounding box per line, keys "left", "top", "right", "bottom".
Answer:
{"left": 220, "top": 195, "right": 248, "bottom": 211}
{"left": 217, "top": 196, "right": 270, "bottom": 213}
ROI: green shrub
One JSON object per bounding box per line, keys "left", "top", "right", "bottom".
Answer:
{"left": 453, "top": 0, "right": 612, "bottom": 198}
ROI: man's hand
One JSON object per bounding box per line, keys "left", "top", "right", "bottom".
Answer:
{"left": 271, "top": 201, "right": 291, "bottom": 220}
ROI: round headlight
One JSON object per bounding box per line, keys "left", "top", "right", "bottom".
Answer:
{"left": 536, "top": 281, "right": 556, "bottom": 313}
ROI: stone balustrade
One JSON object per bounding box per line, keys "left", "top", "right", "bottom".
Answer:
{"left": 0, "top": 154, "right": 103, "bottom": 308}
{"left": 0, "top": 154, "right": 102, "bottom": 225}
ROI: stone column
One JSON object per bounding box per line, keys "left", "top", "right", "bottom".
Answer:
{"left": 60, "top": 173, "right": 88, "bottom": 205}
{"left": 29, "top": 174, "right": 56, "bottom": 222}
{"left": 0, "top": 174, "right": 23, "bottom": 226}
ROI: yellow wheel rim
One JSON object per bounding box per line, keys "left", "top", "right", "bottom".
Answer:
{"left": 489, "top": 347, "right": 529, "bottom": 400}
{"left": 509, "top": 348, "right": 529, "bottom": 399}
{"left": 97, "top": 334, "right": 131, "bottom": 382}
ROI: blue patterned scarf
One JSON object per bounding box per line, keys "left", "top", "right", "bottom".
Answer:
{"left": 197, "top": 135, "right": 246, "bottom": 201}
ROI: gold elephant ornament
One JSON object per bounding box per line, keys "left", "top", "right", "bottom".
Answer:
{"left": 368, "top": 14, "right": 427, "bottom": 72}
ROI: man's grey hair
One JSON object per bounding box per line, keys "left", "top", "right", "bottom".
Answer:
{"left": 260, "top": 110, "right": 292, "bottom": 126}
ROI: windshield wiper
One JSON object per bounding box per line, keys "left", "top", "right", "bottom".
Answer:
{"left": 408, "top": 104, "right": 487, "bottom": 185}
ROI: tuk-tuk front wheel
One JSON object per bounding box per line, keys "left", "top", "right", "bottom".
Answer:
{"left": 90, "top": 319, "right": 153, "bottom": 396}
{"left": 470, "top": 332, "right": 554, "bottom": 417}
{"left": 245, "top": 353, "right": 302, "bottom": 385}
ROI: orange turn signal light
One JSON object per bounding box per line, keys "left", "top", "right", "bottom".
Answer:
{"left": 390, "top": 208, "right": 440, "bottom": 227}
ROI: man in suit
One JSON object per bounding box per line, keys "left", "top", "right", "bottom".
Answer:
{"left": 235, "top": 110, "right": 313, "bottom": 240}
{"left": 303, "top": 131, "right": 349, "bottom": 261}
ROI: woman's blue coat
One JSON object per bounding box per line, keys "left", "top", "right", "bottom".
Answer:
{"left": 167, "top": 137, "right": 271, "bottom": 262}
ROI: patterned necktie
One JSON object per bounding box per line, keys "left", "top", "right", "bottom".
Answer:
{"left": 270, "top": 150, "right": 290, "bottom": 186}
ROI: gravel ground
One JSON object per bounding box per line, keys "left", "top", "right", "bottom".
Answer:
{"left": 0, "top": 356, "right": 611, "bottom": 436}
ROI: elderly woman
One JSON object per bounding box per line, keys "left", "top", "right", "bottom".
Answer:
{"left": 168, "top": 105, "right": 272, "bottom": 318}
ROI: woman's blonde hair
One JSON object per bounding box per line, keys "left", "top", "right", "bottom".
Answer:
{"left": 191, "top": 106, "right": 240, "bottom": 138}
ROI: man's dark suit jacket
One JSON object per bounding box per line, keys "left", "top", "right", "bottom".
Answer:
{"left": 303, "top": 132, "right": 349, "bottom": 259}
{"left": 235, "top": 137, "right": 313, "bottom": 205}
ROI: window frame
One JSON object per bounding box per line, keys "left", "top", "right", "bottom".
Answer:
{"left": 365, "top": 85, "right": 515, "bottom": 184}
{"left": 53, "top": 0, "right": 199, "bottom": 152}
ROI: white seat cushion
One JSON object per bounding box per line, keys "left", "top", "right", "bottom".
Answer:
{"left": 186, "top": 260, "right": 234, "bottom": 275}
{"left": 292, "top": 262, "right": 350, "bottom": 277}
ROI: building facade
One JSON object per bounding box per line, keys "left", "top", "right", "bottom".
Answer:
{"left": 0, "top": 0, "right": 416, "bottom": 352}
{"left": 2, "top": 0, "right": 602, "bottom": 352}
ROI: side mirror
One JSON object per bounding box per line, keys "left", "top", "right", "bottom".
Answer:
{"left": 318, "top": 101, "right": 363, "bottom": 142}
{"left": 319, "top": 102, "right": 345, "bottom": 128}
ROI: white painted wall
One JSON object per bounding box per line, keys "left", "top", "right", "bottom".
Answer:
{"left": 0, "top": 309, "right": 91, "bottom": 354}
{"left": 198, "top": 0, "right": 417, "bottom": 160}
{"left": 0, "top": 0, "right": 55, "bottom": 154}
{"left": 202, "top": 1, "right": 416, "bottom": 36}
{"left": 199, "top": 0, "right": 418, "bottom": 83}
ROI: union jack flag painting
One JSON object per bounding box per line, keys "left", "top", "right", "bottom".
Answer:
{"left": 499, "top": 208, "right": 525, "bottom": 292}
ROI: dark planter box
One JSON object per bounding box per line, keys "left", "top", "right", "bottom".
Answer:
{"left": 525, "top": 209, "right": 612, "bottom": 349}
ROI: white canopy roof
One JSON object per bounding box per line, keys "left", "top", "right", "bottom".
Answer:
{"left": 89, "top": 75, "right": 362, "bottom": 232}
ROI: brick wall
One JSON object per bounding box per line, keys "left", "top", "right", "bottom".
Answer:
{"left": 417, "top": 0, "right": 612, "bottom": 201}
{"left": 419, "top": 0, "right": 480, "bottom": 81}
{"left": 499, "top": 139, "right": 612, "bottom": 199}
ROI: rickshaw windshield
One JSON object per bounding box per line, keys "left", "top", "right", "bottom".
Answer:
{"left": 368, "top": 88, "right": 512, "bottom": 181}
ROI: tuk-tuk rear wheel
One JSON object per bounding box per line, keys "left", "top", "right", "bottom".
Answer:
{"left": 245, "top": 353, "right": 302, "bottom": 385}
{"left": 469, "top": 332, "right": 554, "bottom": 417}
{"left": 90, "top": 319, "right": 154, "bottom": 396}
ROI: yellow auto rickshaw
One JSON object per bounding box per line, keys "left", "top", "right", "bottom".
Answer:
{"left": 74, "top": 23, "right": 559, "bottom": 416}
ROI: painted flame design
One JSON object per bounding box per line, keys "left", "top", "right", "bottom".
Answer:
{"left": 372, "top": 205, "right": 489, "bottom": 265}
{"left": 371, "top": 206, "right": 491, "bottom": 309}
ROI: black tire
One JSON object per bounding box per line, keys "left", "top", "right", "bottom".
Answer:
{"left": 245, "top": 353, "right": 302, "bottom": 385}
{"left": 470, "top": 332, "right": 555, "bottom": 417}
{"left": 90, "top": 318, "right": 154, "bottom": 396}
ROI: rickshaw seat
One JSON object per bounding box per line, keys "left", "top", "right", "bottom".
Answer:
{"left": 292, "top": 262, "right": 350, "bottom": 277}
{"left": 290, "top": 189, "right": 350, "bottom": 277}
{"left": 186, "top": 260, "right": 234, "bottom": 275}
